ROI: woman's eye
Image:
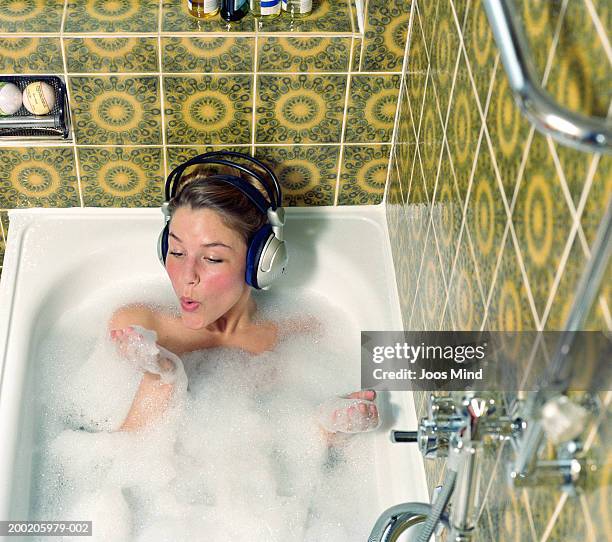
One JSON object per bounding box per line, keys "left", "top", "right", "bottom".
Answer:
{"left": 169, "top": 251, "right": 183, "bottom": 257}
{"left": 205, "top": 258, "right": 222, "bottom": 264}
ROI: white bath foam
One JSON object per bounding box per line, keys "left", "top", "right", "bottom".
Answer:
{"left": 31, "top": 277, "right": 377, "bottom": 541}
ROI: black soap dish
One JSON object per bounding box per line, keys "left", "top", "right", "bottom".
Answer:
{"left": 0, "top": 75, "right": 70, "bottom": 140}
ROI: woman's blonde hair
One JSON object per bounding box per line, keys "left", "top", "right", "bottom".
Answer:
{"left": 167, "top": 163, "right": 269, "bottom": 244}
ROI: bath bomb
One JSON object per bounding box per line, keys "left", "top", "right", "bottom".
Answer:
{"left": 0, "top": 82, "right": 23, "bottom": 116}
{"left": 23, "top": 81, "right": 56, "bottom": 115}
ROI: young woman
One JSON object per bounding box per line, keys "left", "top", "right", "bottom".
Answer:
{"left": 107, "top": 158, "right": 379, "bottom": 435}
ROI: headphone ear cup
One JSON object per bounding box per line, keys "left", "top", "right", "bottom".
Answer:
{"left": 245, "top": 225, "right": 273, "bottom": 289}
{"left": 158, "top": 223, "right": 169, "bottom": 266}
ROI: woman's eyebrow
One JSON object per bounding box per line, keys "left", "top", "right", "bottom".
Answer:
{"left": 169, "top": 232, "right": 232, "bottom": 249}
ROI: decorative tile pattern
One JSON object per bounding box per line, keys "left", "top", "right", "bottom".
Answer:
{"left": 66, "top": 38, "right": 158, "bottom": 73}
{"left": 361, "top": 0, "right": 411, "bottom": 72}
{"left": 78, "top": 147, "right": 163, "bottom": 207}
{"left": 164, "top": 75, "right": 252, "bottom": 145}
{"left": 345, "top": 75, "right": 401, "bottom": 143}
{"left": 0, "top": 148, "right": 79, "bottom": 208}
{"left": 258, "top": 37, "right": 350, "bottom": 73}
{"left": 418, "top": 71, "right": 444, "bottom": 200}
{"left": 581, "top": 155, "right": 611, "bottom": 249}
{"left": 395, "top": 86, "right": 417, "bottom": 202}
{"left": 512, "top": 133, "right": 572, "bottom": 321}
{"left": 162, "top": 0, "right": 255, "bottom": 32}
{"left": 65, "top": 0, "right": 159, "bottom": 33}
{"left": 162, "top": 37, "right": 254, "bottom": 73}
{"left": 337, "top": 145, "right": 390, "bottom": 205}
{"left": 166, "top": 146, "right": 250, "bottom": 172}
{"left": 257, "top": 0, "right": 352, "bottom": 33}
{"left": 255, "top": 146, "right": 339, "bottom": 206}
{"left": 256, "top": 75, "right": 346, "bottom": 144}
{"left": 70, "top": 76, "right": 162, "bottom": 145}
{"left": 0, "top": 38, "right": 63, "bottom": 73}
{"left": 351, "top": 37, "right": 362, "bottom": 72}
{"left": 429, "top": 0, "right": 461, "bottom": 125}
{"left": 0, "top": 0, "right": 63, "bottom": 33}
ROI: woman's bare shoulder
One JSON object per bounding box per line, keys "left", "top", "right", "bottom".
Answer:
{"left": 108, "top": 303, "right": 159, "bottom": 332}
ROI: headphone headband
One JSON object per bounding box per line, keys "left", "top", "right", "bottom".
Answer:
{"left": 165, "top": 151, "right": 281, "bottom": 209}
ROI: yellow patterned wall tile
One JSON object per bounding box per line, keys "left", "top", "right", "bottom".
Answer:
{"left": 65, "top": 0, "right": 159, "bottom": 32}
{"left": 164, "top": 75, "right": 252, "bottom": 145}
{"left": 418, "top": 71, "right": 444, "bottom": 201}
{"left": 0, "top": 0, "right": 63, "bottom": 32}
{"left": 258, "top": 37, "right": 350, "bottom": 72}
{"left": 396, "top": 86, "right": 417, "bottom": 202}
{"left": 485, "top": 232, "right": 536, "bottom": 331}
{"left": 0, "top": 147, "right": 79, "bottom": 208}
{"left": 465, "top": 143, "right": 508, "bottom": 299}
{"left": 581, "top": 155, "right": 612, "bottom": 249}
{"left": 165, "top": 146, "right": 250, "bottom": 172}
{"left": 78, "top": 147, "right": 163, "bottom": 208}
{"left": 417, "top": 0, "right": 438, "bottom": 59}
{"left": 512, "top": 133, "right": 573, "bottom": 321}
{"left": 0, "top": 38, "right": 63, "bottom": 73}
{"left": 256, "top": 74, "right": 346, "bottom": 144}
{"left": 162, "top": 37, "right": 254, "bottom": 73}
{"left": 70, "top": 76, "right": 162, "bottom": 145}
{"left": 255, "top": 146, "right": 339, "bottom": 206}
{"left": 337, "top": 145, "right": 390, "bottom": 205}
{"left": 66, "top": 38, "right": 158, "bottom": 73}
{"left": 421, "top": 228, "right": 448, "bottom": 330}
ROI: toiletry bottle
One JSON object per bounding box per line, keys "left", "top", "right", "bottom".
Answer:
{"left": 221, "top": 0, "right": 249, "bottom": 20}
{"left": 285, "top": 0, "right": 312, "bottom": 16}
{"left": 187, "top": 0, "right": 219, "bottom": 18}
{"left": 250, "top": 0, "right": 281, "bottom": 18}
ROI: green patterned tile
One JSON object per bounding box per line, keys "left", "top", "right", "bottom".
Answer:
{"left": 162, "top": 0, "right": 255, "bottom": 32}
{"left": 386, "top": 150, "right": 402, "bottom": 206}
{"left": 0, "top": 38, "right": 63, "bottom": 74}
{"left": 0, "top": 148, "right": 79, "bottom": 208}
{"left": 447, "top": 50, "right": 483, "bottom": 204}
{"left": 418, "top": 71, "right": 443, "bottom": 200}
{"left": 429, "top": 0, "right": 461, "bottom": 126}
{"left": 166, "top": 146, "right": 250, "bottom": 172}
{"left": 512, "top": 133, "right": 572, "bottom": 322}
{"left": 421, "top": 230, "right": 448, "bottom": 330}
{"left": 66, "top": 38, "right": 158, "bottom": 73}
{"left": 70, "top": 76, "right": 161, "bottom": 145}
{"left": 0, "top": 0, "right": 63, "bottom": 32}
{"left": 350, "top": 37, "right": 362, "bottom": 72}
{"left": 405, "top": 9, "right": 429, "bottom": 132}
{"left": 452, "top": 0, "right": 470, "bottom": 31}
{"left": 258, "top": 37, "right": 350, "bottom": 72}
{"left": 396, "top": 86, "right": 417, "bottom": 203}
{"left": 257, "top": 0, "right": 352, "bottom": 33}
{"left": 0, "top": 212, "right": 7, "bottom": 267}
{"left": 345, "top": 75, "right": 401, "bottom": 143}
{"left": 486, "top": 231, "right": 536, "bottom": 331}
{"left": 465, "top": 143, "right": 507, "bottom": 298}
{"left": 517, "top": 0, "right": 565, "bottom": 79}
{"left": 432, "top": 144, "right": 463, "bottom": 282}
{"left": 65, "top": 0, "right": 159, "bottom": 32}
{"left": 447, "top": 228, "right": 486, "bottom": 331}
{"left": 462, "top": 0, "right": 497, "bottom": 113}
{"left": 337, "top": 145, "right": 390, "bottom": 205}
{"left": 256, "top": 74, "right": 346, "bottom": 144}
{"left": 162, "top": 37, "right": 254, "bottom": 73}
{"left": 486, "top": 62, "right": 532, "bottom": 204}
{"left": 164, "top": 75, "right": 252, "bottom": 145}
{"left": 254, "top": 146, "right": 339, "bottom": 207}
{"left": 361, "top": 0, "right": 411, "bottom": 71}
{"left": 78, "top": 147, "right": 163, "bottom": 207}
{"left": 581, "top": 155, "right": 611, "bottom": 249}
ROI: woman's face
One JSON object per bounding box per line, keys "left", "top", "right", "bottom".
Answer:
{"left": 165, "top": 206, "right": 249, "bottom": 329}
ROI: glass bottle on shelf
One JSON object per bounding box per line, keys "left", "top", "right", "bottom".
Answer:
{"left": 187, "top": 0, "right": 220, "bottom": 18}
{"left": 250, "top": 0, "right": 281, "bottom": 18}
{"left": 221, "top": 0, "right": 249, "bottom": 21}
{"left": 285, "top": 0, "right": 312, "bottom": 16}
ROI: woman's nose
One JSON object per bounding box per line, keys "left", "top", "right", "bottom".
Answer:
{"left": 182, "top": 260, "right": 200, "bottom": 285}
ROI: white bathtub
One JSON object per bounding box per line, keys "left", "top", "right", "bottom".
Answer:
{"left": 0, "top": 206, "right": 428, "bottom": 535}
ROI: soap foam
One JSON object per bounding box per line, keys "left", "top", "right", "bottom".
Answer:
{"left": 30, "top": 277, "right": 378, "bottom": 541}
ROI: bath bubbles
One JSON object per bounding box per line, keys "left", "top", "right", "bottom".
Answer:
{"left": 30, "top": 277, "right": 378, "bottom": 541}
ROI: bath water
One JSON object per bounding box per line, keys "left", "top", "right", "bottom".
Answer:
{"left": 29, "top": 277, "right": 378, "bottom": 541}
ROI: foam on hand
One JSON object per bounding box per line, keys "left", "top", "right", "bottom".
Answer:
{"left": 31, "top": 279, "right": 378, "bottom": 542}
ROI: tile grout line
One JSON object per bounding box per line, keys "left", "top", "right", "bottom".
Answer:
{"left": 540, "top": 493, "right": 568, "bottom": 542}
{"left": 58, "top": 71, "right": 403, "bottom": 77}
{"left": 158, "top": 0, "right": 168, "bottom": 179}
{"left": 59, "top": 0, "right": 84, "bottom": 208}
{"left": 522, "top": 488, "right": 540, "bottom": 542}
{"left": 2, "top": 31, "right": 360, "bottom": 38}
{"left": 358, "top": 0, "right": 369, "bottom": 72}
{"left": 579, "top": 493, "right": 598, "bottom": 542}
{"left": 583, "top": 0, "right": 612, "bottom": 65}
{"left": 332, "top": 35, "right": 356, "bottom": 206}
{"left": 251, "top": 32, "right": 259, "bottom": 156}
{"left": 0, "top": 142, "right": 394, "bottom": 149}
{"left": 383, "top": 0, "right": 415, "bottom": 204}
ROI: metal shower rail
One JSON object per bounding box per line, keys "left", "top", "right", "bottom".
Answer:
{"left": 483, "top": 0, "right": 612, "bottom": 154}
